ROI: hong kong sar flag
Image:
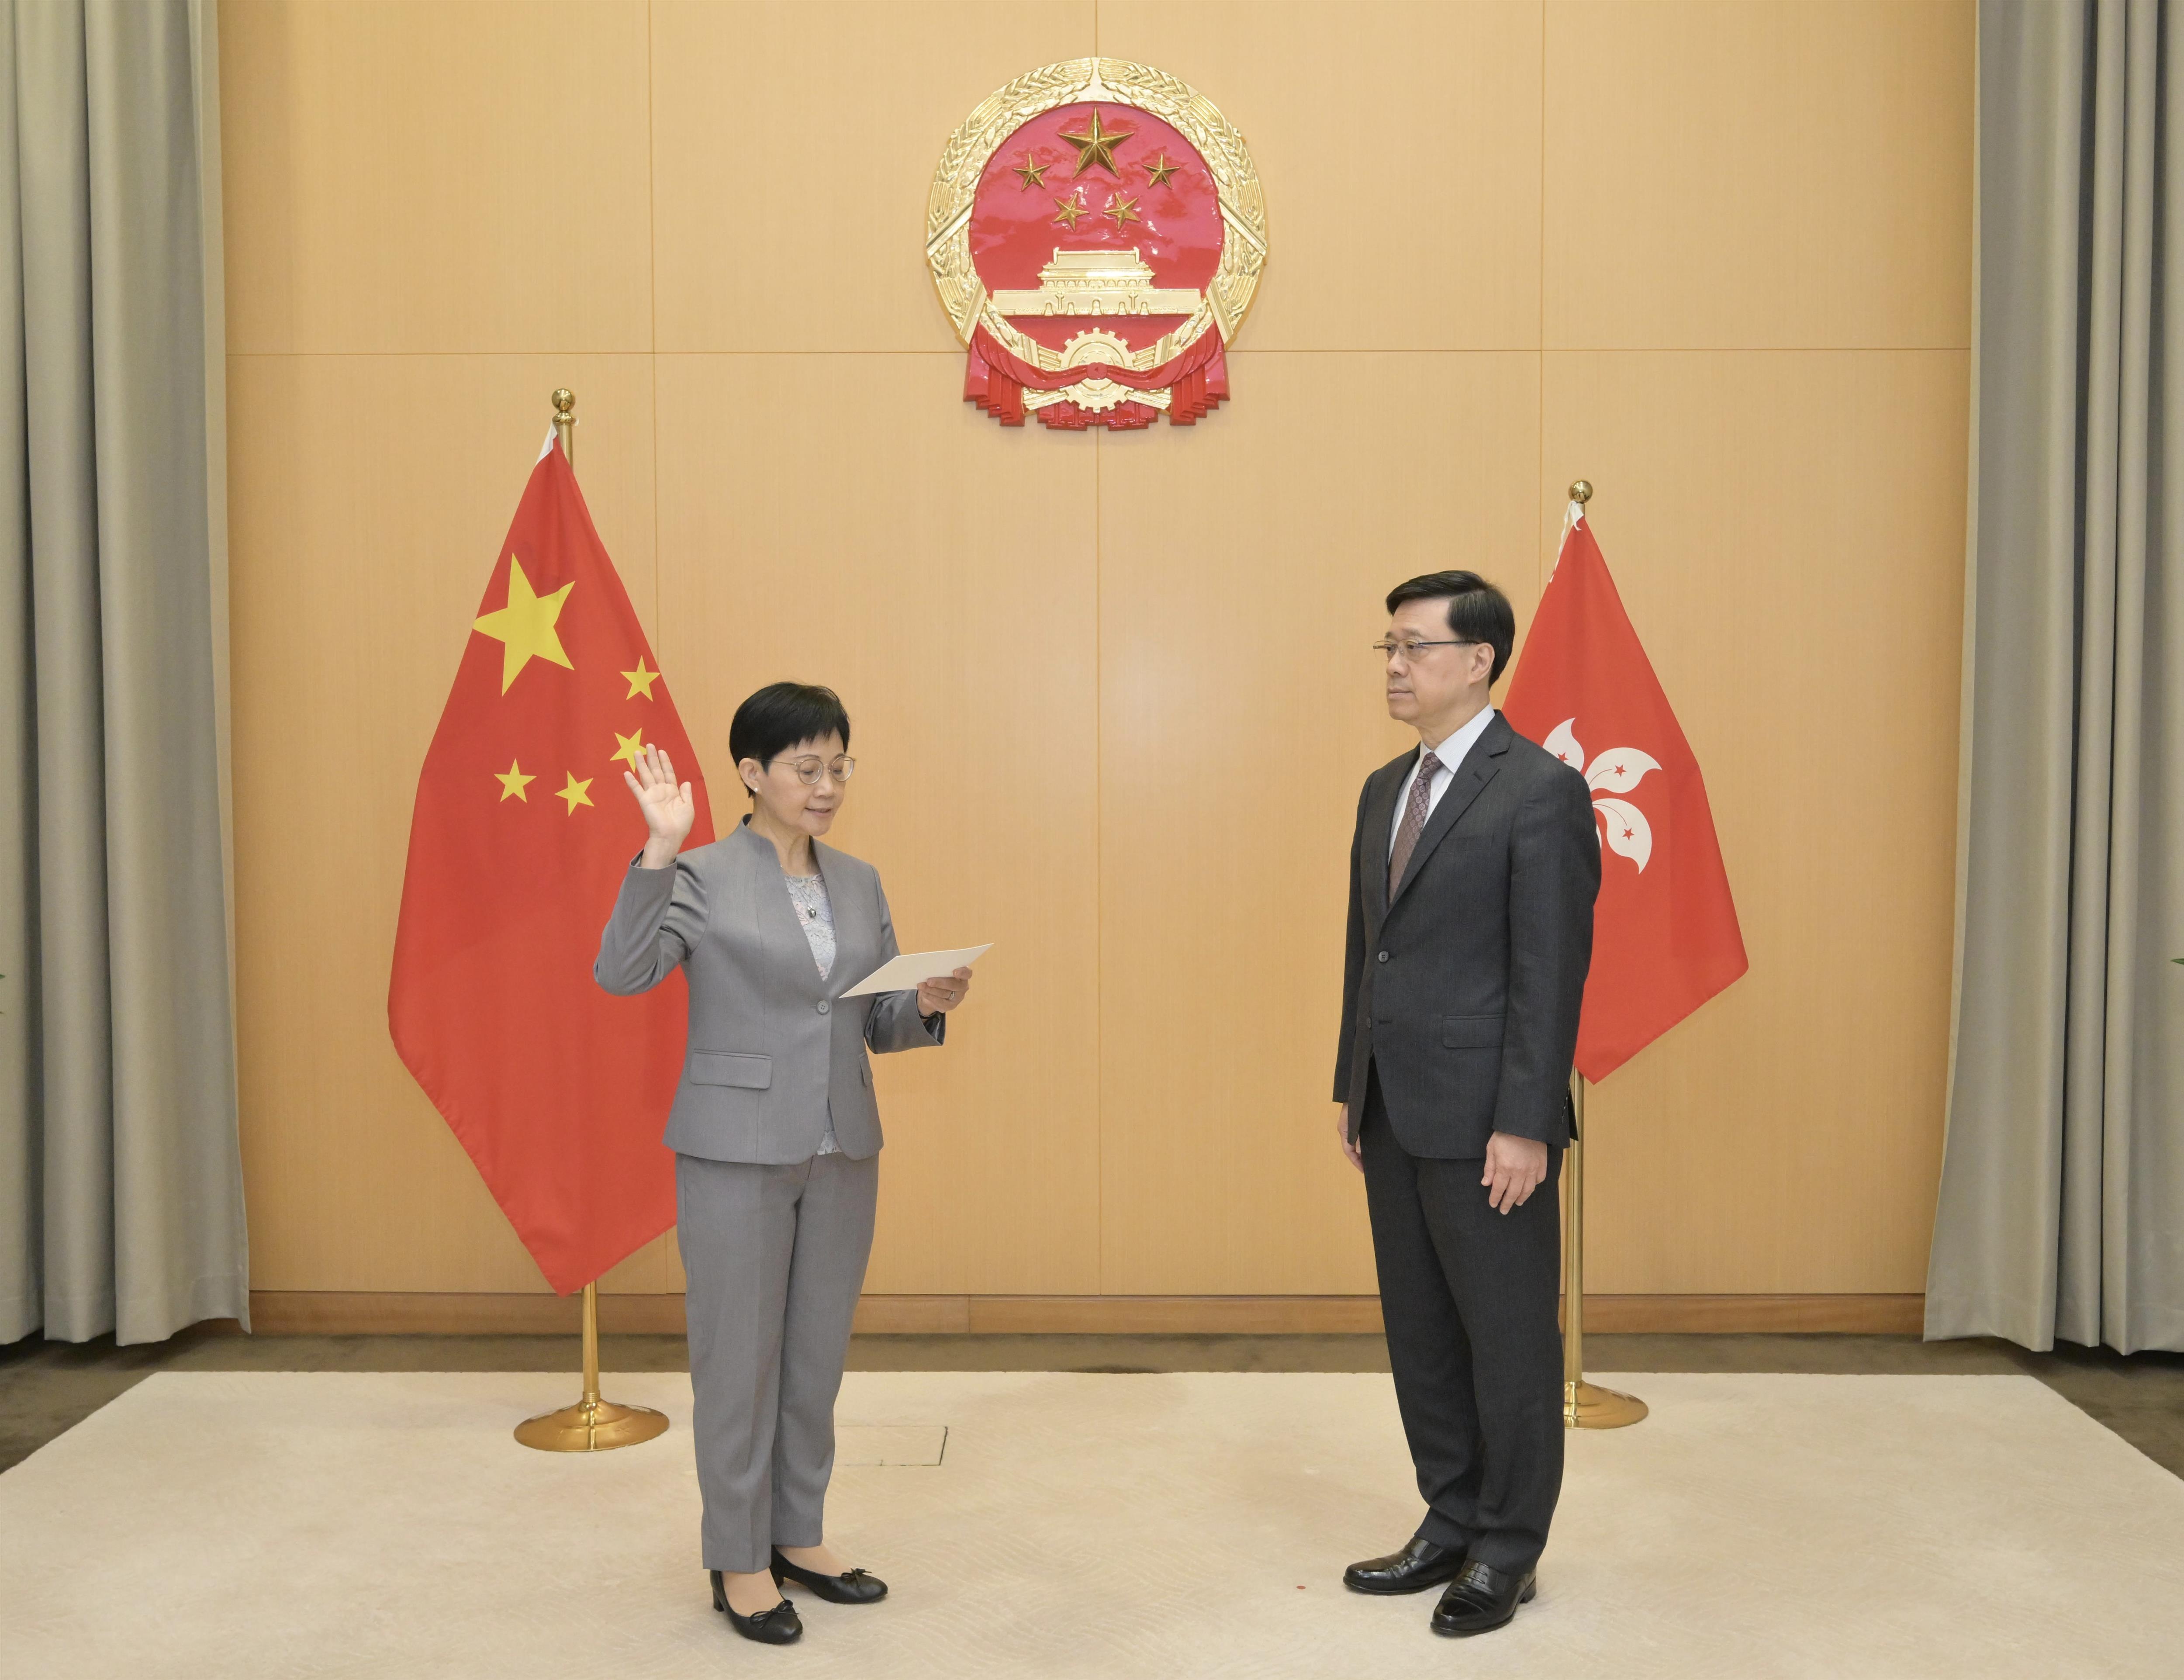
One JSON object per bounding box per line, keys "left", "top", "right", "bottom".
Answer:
{"left": 389, "top": 434, "right": 714, "bottom": 1292}
{"left": 1502, "top": 505, "right": 1748, "bottom": 1082}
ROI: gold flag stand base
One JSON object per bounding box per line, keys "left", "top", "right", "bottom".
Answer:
{"left": 1564, "top": 1377, "right": 1649, "bottom": 1430}
{"left": 514, "top": 1279, "right": 670, "bottom": 1453}
{"left": 514, "top": 1393, "right": 670, "bottom": 1453}
{"left": 1563, "top": 1058, "right": 1647, "bottom": 1431}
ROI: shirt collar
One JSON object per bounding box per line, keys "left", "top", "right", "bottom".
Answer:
{"left": 1419, "top": 704, "right": 1495, "bottom": 771}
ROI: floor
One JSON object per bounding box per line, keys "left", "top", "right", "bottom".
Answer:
{"left": 7, "top": 1364, "right": 2184, "bottom": 1678}
{"left": 5, "top": 1326, "right": 2181, "bottom": 1479}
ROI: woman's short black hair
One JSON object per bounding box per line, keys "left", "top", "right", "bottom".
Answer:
{"left": 729, "top": 682, "right": 850, "bottom": 792}
{"left": 1383, "top": 570, "right": 1517, "bottom": 685}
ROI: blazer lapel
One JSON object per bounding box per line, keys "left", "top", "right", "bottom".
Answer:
{"left": 1388, "top": 714, "right": 1513, "bottom": 911}
{"left": 812, "top": 840, "right": 874, "bottom": 999}
{"left": 1362, "top": 757, "right": 1406, "bottom": 927}
{"left": 739, "top": 820, "right": 826, "bottom": 1000}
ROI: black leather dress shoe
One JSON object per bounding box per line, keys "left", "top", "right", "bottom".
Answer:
{"left": 1342, "top": 1537, "right": 1468, "bottom": 1595}
{"left": 711, "top": 1570, "right": 803, "bottom": 1644}
{"left": 771, "top": 1548, "right": 888, "bottom": 1604}
{"left": 1430, "top": 1559, "right": 1536, "bottom": 1637}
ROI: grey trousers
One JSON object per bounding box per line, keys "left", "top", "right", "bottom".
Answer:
{"left": 676, "top": 1148, "right": 879, "bottom": 1573}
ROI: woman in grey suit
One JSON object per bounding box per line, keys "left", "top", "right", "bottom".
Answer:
{"left": 595, "top": 682, "right": 972, "bottom": 1648}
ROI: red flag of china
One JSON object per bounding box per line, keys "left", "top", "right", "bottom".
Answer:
{"left": 388, "top": 438, "right": 714, "bottom": 1292}
{"left": 1502, "top": 511, "right": 1747, "bottom": 1082}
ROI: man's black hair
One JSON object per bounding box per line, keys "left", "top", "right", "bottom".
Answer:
{"left": 1383, "top": 570, "right": 1516, "bottom": 685}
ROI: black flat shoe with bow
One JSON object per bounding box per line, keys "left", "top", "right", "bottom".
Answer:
{"left": 771, "top": 1548, "right": 889, "bottom": 1604}
{"left": 1342, "top": 1537, "right": 1467, "bottom": 1595}
{"left": 1429, "top": 1559, "right": 1535, "bottom": 1637}
{"left": 711, "top": 1570, "right": 803, "bottom": 1644}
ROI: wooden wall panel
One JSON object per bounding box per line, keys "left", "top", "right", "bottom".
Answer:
{"left": 650, "top": 0, "right": 1095, "bottom": 353}
{"left": 228, "top": 353, "right": 662, "bottom": 1291}
{"left": 1095, "top": 351, "right": 1541, "bottom": 1293}
{"left": 1100, "top": 0, "right": 1544, "bottom": 350}
{"left": 221, "top": 0, "right": 1974, "bottom": 1306}
{"left": 1544, "top": 0, "right": 1974, "bottom": 349}
{"left": 652, "top": 353, "right": 1103, "bottom": 1295}
{"left": 220, "top": 0, "right": 653, "bottom": 355}
{"left": 1539, "top": 349, "right": 1969, "bottom": 1292}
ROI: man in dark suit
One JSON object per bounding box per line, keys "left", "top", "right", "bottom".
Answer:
{"left": 1333, "top": 570, "right": 1599, "bottom": 1637}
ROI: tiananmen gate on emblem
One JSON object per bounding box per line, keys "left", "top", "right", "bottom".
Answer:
{"left": 926, "top": 59, "right": 1267, "bottom": 430}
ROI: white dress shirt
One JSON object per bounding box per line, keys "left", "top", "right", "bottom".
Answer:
{"left": 1388, "top": 705, "right": 1498, "bottom": 858}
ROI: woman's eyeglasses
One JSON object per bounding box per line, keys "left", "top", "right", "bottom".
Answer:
{"left": 773, "top": 754, "right": 856, "bottom": 785}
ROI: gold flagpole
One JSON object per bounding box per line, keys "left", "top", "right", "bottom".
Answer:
{"left": 1559, "top": 477, "right": 1646, "bottom": 1430}
{"left": 1563, "top": 1062, "right": 1646, "bottom": 1428}
{"left": 551, "top": 385, "right": 575, "bottom": 463}
{"left": 514, "top": 387, "right": 670, "bottom": 1454}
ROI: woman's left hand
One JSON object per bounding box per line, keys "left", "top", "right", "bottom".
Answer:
{"left": 916, "top": 966, "right": 974, "bottom": 1016}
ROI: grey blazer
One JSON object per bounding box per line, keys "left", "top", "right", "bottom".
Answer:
{"left": 594, "top": 819, "right": 943, "bottom": 1164}
{"left": 1334, "top": 712, "right": 1599, "bottom": 1157}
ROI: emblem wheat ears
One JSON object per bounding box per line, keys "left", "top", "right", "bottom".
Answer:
{"left": 1543, "top": 719, "right": 1663, "bottom": 871}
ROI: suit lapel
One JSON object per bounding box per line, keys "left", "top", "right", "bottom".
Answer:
{"left": 739, "top": 820, "right": 826, "bottom": 999}
{"left": 1362, "top": 757, "right": 1406, "bottom": 927}
{"left": 812, "top": 839, "right": 873, "bottom": 999}
{"left": 1388, "top": 714, "right": 1512, "bottom": 911}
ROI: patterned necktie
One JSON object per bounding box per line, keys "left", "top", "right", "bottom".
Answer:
{"left": 1388, "top": 750, "right": 1443, "bottom": 895}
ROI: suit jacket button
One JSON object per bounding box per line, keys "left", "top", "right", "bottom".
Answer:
{"left": 817, "top": 1000, "right": 831, "bottom": 1015}
{"left": 1377, "top": 951, "right": 1389, "bottom": 964}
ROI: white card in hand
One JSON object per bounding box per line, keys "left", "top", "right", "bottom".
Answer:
{"left": 838, "top": 944, "right": 993, "bottom": 998}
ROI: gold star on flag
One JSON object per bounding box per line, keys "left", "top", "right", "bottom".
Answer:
{"left": 1143, "top": 152, "right": 1182, "bottom": 188}
{"left": 494, "top": 759, "right": 535, "bottom": 802}
{"left": 1059, "top": 108, "right": 1132, "bottom": 177}
{"left": 1103, "top": 192, "right": 1141, "bottom": 230}
{"left": 1013, "top": 156, "right": 1049, "bottom": 189}
{"left": 609, "top": 729, "right": 646, "bottom": 768}
{"left": 622, "top": 657, "right": 659, "bottom": 700}
{"left": 556, "top": 772, "right": 594, "bottom": 814}
{"left": 1053, "top": 191, "right": 1087, "bottom": 230}
{"left": 471, "top": 556, "right": 574, "bottom": 694}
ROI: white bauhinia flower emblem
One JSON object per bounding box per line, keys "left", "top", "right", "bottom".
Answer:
{"left": 1542, "top": 719, "right": 1662, "bottom": 871}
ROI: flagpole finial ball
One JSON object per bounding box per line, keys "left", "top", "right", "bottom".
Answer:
{"left": 1569, "top": 480, "right": 1592, "bottom": 504}
{"left": 551, "top": 388, "right": 575, "bottom": 417}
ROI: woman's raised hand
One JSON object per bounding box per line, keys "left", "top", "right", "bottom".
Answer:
{"left": 625, "top": 742, "right": 696, "bottom": 868}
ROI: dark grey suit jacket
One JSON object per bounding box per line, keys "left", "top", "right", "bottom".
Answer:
{"left": 594, "top": 819, "right": 942, "bottom": 1164}
{"left": 1334, "top": 712, "right": 1599, "bottom": 1158}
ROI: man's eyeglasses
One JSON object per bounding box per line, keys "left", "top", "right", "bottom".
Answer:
{"left": 1372, "top": 638, "right": 1479, "bottom": 662}
{"left": 773, "top": 754, "right": 856, "bottom": 786}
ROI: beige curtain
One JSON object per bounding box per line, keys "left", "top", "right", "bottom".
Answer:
{"left": 0, "top": 0, "right": 245, "bottom": 1345}
{"left": 1927, "top": 0, "right": 2184, "bottom": 1353}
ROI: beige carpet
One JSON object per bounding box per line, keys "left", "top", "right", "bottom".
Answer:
{"left": 4, "top": 1370, "right": 2182, "bottom": 1677}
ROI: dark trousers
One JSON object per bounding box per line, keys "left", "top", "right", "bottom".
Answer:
{"left": 1361, "top": 1063, "right": 1565, "bottom": 1573}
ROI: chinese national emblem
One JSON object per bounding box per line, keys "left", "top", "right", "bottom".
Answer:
{"left": 926, "top": 59, "right": 1267, "bottom": 430}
